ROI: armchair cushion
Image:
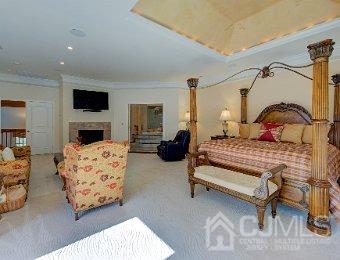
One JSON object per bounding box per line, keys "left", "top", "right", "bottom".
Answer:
{"left": 0, "top": 159, "right": 30, "bottom": 176}
{"left": 2, "top": 147, "right": 15, "bottom": 161}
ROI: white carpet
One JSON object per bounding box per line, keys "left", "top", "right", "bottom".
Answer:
{"left": 37, "top": 217, "right": 174, "bottom": 260}
{"left": 0, "top": 153, "right": 339, "bottom": 260}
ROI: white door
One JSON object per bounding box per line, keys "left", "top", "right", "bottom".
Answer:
{"left": 26, "top": 101, "right": 53, "bottom": 155}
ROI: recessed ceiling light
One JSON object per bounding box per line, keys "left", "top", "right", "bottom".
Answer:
{"left": 67, "top": 46, "right": 73, "bottom": 50}
{"left": 60, "top": 61, "right": 65, "bottom": 65}
{"left": 7, "top": 69, "right": 11, "bottom": 72}
{"left": 70, "top": 29, "right": 86, "bottom": 37}
{"left": 13, "top": 61, "right": 22, "bottom": 65}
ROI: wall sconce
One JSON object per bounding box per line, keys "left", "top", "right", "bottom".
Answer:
{"left": 219, "top": 108, "right": 231, "bottom": 136}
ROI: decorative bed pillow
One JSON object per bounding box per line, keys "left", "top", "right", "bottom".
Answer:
{"left": 302, "top": 124, "right": 331, "bottom": 144}
{"left": 248, "top": 123, "right": 261, "bottom": 139}
{"left": 258, "top": 123, "right": 284, "bottom": 142}
{"left": 239, "top": 123, "right": 250, "bottom": 139}
{"left": 281, "top": 124, "right": 305, "bottom": 144}
{"left": 228, "top": 121, "right": 239, "bottom": 137}
{"left": 302, "top": 125, "right": 312, "bottom": 144}
{"left": 2, "top": 147, "right": 16, "bottom": 161}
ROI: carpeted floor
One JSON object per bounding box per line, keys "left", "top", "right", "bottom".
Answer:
{"left": 0, "top": 153, "right": 339, "bottom": 259}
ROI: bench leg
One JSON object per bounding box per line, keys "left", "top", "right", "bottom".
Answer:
{"left": 206, "top": 187, "right": 210, "bottom": 191}
{"left": 190, "top": 182, "right": 195, "bottom": 198}
{"left": 271, "top": 197, "right": 278, "bottom": 218}
{"left": 256, "top": 206, "right": 266, "bottom": 231}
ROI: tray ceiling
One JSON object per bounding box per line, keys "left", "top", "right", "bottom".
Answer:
{"left": 133, "top": 0, "right": 340, "bottom": 55}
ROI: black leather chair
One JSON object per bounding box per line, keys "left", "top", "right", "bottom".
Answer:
{"left": 157, "top": 130, "right": 190, "bottom": 161}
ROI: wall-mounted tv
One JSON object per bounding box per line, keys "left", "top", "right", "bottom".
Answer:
{"left": 73, "top": 89, "right": 109, "bottom": 111}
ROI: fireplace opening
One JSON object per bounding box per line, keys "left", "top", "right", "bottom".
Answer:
{"left": 78, "top": 130, "right": 104, "bottom": 145}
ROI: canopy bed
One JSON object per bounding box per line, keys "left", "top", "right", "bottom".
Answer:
{"left": 186, "top": 39, "right": 340, "bottom": 237}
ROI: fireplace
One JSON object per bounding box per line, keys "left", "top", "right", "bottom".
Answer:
{"left": 69, "top": 122, "right": 111, "bottom": 143}
{"left": 78, "top": 130, "right": 104, "bottom": 145}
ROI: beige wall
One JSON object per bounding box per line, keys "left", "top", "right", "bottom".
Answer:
{"left": 197, "top": 59, "right": 340, "bottom": 142}
{"left": 3, "top": 58, "right": 336, "bottom": 150}
{"left": 61, "top": 83, "right": 115, "bottom": 146}
{"left": 0, "top": 81, "right": 186, "bottom": 151}
{"left": 1, "top": 107, "right": 26, "bottom": 129}
{"left": 0, "top": 82, "right": 60, "bottom": 152}
{"left": 178, "top": 88, "right": 189, "bottom": 130}
{"left": 62, "top": 84, "right": 186, "bottom": 145}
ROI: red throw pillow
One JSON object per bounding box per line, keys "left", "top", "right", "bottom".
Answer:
{"left": 258, "top": 123, "right": 284, "bottom": 142}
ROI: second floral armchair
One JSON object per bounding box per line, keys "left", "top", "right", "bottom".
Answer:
{"left": 60, "top": 140, "right": 129, "bottom": 220}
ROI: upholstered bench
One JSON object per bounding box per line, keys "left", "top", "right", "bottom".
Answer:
{"left": 187, "top": 152, "right": 287, "bottom": 230}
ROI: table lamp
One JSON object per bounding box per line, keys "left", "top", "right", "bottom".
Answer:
{"left": 219, "top": 108, "right": 231, "bottom": 136}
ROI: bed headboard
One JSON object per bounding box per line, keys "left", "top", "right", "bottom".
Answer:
{"left": 253, "top": 102, "right": 336, "bottom": 144}
{"left": 254, "top": 102, "right": 312, "bottom": 124}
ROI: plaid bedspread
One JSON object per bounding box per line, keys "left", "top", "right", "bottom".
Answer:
{"left": 198, "top": 138, "right": 340, "bottom": 219}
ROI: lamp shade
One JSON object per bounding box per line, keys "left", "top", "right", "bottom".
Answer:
{"left": 219, "top": 109, "right": 231, "bottom": 121}
{"left": 184, "top": 111, "right": 190, "bottom": 122}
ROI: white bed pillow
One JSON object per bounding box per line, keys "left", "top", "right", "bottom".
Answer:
{"left": 228, "top": 121, "right": 239, "bottom": 137}
{"left": 2, "top": 147, "right": 16, "bottom": 161}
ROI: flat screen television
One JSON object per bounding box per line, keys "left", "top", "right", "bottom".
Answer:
{"left": 73, "top": 89, "right": 109, "bottom": 111}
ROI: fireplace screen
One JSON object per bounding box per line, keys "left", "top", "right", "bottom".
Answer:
{"left": 78, "top": 130, "right": 104, "bottom": 145}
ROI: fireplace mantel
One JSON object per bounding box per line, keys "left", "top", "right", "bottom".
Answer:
{"left": 69, "top": 122, "right": 111, "bottom": 143}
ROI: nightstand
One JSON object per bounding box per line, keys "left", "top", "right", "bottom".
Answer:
{"left": 210, "top": 135, "right": 234, "bottom": 140}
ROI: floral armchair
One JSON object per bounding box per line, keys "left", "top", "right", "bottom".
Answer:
{"left": 61, "top": 140, "right": 129, "bottom": 220}
{"left": 0, "top": 145, "right": 31, "bottom": 191}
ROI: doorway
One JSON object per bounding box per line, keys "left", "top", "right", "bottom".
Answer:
{"left": 0, "top": 100, "right": 27, "bottom": 147}
{"left": 0, "top": 100, "right": 53, "bottom": 154}
{"left": 129, "top": 104, "right": 163, "bottom": 153}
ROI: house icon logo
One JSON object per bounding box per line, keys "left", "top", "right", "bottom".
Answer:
{"left": 205, "top": 211, "right": 235, "bottom": 251}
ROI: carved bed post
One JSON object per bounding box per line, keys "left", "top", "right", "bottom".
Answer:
{"left": 331, "top": 74, "right": 340, "bottom": 149}
{"left": 240, "top": 88, "right": 249, "bottom": 123}
{"left": 307, "top": 39, "right": 334, "bottom": 236}
{"left": 187, "top": 78, "right": 199, "bottom": 165}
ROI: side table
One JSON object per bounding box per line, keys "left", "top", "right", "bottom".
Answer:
{"left": 210, "top": 135, "right": 234, "bottom": 140}
{"left": 53, "top": 153, "right": 64, "bottom": 175}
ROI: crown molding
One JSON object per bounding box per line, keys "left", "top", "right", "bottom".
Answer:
{"left": 61, "top": 74, "right": 186, "bottom": 90}
{"left": 0, "top": 72, "right": 59, "bottom": 88}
